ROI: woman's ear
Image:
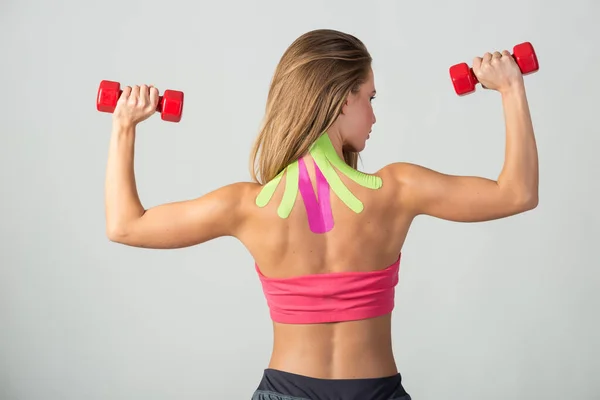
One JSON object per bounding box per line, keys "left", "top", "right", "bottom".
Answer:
{"left": 339, "top": 95, "right": 351, "bottom": 115}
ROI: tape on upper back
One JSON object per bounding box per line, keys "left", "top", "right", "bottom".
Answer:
{"left": 299, "top": 157, "right": 333, "bottom": 233}
{"left": 255, "top": 132, "right": 382, "bottom": 233}
{"left": 311, "top": 133, "right": 382, "bottom": 190}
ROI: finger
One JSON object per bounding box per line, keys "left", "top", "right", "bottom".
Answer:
{"left": 472, "top": 56, "right": 483, "bottom": 71}
{"left": 149, "top": 86, "right": 159, "bottom": 108}
{"left": 129, "top": 85, "right": 140, "bottom": 104}
{"left": 120, "top": 86, "right": 132, "bottom": 101}
{"left": 139, "top": 84, "right": 149, "bottom": 106}
{"left": 482, "top": 52, "right": 492, "bottom": 64}
{"left": 491, "top": 51, "right": 502, "bottom": 65}
{"left": 502, "top": 50, "right": 511, "bottom": 57}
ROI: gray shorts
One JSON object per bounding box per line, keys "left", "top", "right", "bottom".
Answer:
{"left": 251, "top": 368, "right": 412, "bottom": 400}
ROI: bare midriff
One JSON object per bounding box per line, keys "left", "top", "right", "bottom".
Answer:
{"left": 268, "top": 314, "right": 398, "bottom": 379}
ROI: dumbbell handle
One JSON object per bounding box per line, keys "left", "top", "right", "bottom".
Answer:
{"left": 464, "top": 51, "right": 525, "bottom": 85}
{"left": 111, "top": 89, "right": 167, "bottom": 112}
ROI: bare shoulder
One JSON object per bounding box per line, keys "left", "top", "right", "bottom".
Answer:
{"left": 207, "top": 180, "right": 263, "bottom": 219}
{"left": 107, "top": 180, "right": 262, "bottom": 249}
{"left": 377, "top": 162, "right": 424, "bottom": 182}
{"left": 375, "top": 162, "right": 423, "bottom": 193}
{"left": 190, "top": 180, "right": 261, "bottom": 213}
{"left": 217, "top": 180, "right": 262, "bottom": 200}
{"left": 376, "top": 162, "right": 537, "bottom": 222}
{"left": 375, "top": 162, "right": 425, "bottom": 211}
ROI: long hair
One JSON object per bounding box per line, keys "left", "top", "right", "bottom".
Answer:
{"left": 249, "top": 29, "right": 372, "bottom": 184}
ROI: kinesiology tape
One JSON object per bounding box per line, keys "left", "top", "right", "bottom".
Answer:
{"left": 255, "top": 133, "right": 382, "bottom": 233}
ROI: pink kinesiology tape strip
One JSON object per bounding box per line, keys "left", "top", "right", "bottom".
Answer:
{"left": 298, "top": 157, "right": 334, "bottom": 233}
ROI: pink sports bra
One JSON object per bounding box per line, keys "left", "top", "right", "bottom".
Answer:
{"left": 255, "top": 254, "right": 401, "bottom": 324}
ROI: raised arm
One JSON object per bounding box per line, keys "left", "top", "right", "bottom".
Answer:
{"left": 104, "top": 84, "right": 253, "bottom": 248}
{"left": 389, "top": 50, "right": 538, "bottom": 222}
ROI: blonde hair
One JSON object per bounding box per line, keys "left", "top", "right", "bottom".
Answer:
{"left": 249, "top": 29, "right": 372, "bottom": 184}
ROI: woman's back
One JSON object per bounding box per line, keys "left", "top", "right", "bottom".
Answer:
{"left": 242, "top": 151, "right": 409, "bottom": 278}
{"left": 234, "top": 141, "right": 412, "bottom": 379}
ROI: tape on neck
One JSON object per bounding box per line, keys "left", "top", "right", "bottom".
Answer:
{"left": 255, "top": 132, "right": 382, "bottom": 233}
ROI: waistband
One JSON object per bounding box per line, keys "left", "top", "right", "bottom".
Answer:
{"left": 252, "top": 368, "right": 411, "bottom": 400}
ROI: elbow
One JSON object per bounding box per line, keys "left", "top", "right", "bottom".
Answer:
{"left": 502, "top": 181, "right": 538, "bottom": 213}
{"left": 516, "top": 190, "right": 539, "bottom": 212}
{"left": 106, "top": 222, "right": 129, "bottom": 244}
{"left": 527, "top": 193, "right": 539, "bottom": 210}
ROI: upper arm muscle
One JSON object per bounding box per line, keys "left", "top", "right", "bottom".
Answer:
{"left": 109, "top": 182, "right": 253, "bottom": 249}
{"left": 388, "top": 163, "right": 537, "bottom": 222}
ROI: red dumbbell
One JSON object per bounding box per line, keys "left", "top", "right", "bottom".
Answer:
{"left": 96, "top": 80, "right": 184, "bottom": 122}
{"left": 449, "top": 42, "right": 539, "bottom": 96}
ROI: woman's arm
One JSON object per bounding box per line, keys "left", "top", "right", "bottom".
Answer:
{"left": 104, "top": 84, "right": 253, "bottom": 249}
{"left": 389, "top": 50, "right": 539, "bottom": 223}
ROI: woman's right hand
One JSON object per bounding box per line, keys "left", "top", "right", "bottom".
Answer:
{"left": 112, "top": 84, "right": 160, "bottom": 127}
{"left": 472, "top": 50, "right": 524, "bottom": 94}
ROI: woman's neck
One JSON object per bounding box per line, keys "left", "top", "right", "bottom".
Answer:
{"left": 319, "top": 128, "right": 346, "bottom": 161}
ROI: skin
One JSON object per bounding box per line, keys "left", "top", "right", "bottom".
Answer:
{"left": 105, "top": 49, "right": 538, "bottom": 379}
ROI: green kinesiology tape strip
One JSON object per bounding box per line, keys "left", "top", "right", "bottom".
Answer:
{"left": 255, "top": 169, "right": 284, "bottom": 207}
{"left": 313, "top": 134, "right": 382, "bottom": 190}
{"left": 277, "top": 160, "right": 299, "bottom": 218}
{"left": 310, "top": 144, "right": 364, "bottom": 213}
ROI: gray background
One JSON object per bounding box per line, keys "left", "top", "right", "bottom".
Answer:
{"left": 1, "top": 0, "right": 598, "bottom": 399}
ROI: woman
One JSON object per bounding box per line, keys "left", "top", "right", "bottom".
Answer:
{"left": 104, "top": 29, "right": 538, "bottom": 400}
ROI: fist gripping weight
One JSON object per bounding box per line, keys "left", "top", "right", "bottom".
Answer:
{"left": 96, "top": 80, "right": 184, "bottom": 122}
{"left": 449, "top": 42, "right": 539, "bottom": 96}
